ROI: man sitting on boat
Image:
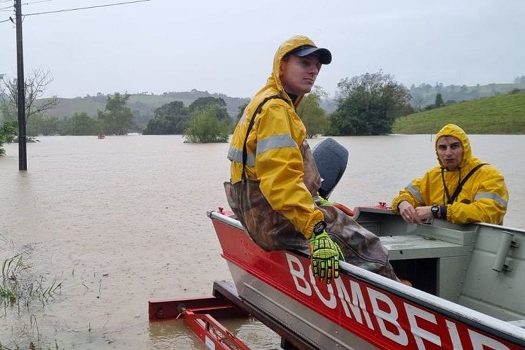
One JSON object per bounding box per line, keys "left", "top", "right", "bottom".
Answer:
{"left": 392, "top": 123, "right": 509, "bottom": 225}
{"left": 225, "top": 35, "right": 402, "bottom": 285}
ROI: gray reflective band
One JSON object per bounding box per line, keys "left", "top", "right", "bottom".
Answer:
{"left": 257, "top": 134, "right": 296, "bottom": 155}
{"left": 475, "top": 192, "right": 508, "bottom": 208}
{"left": 227, "top": 147, "right": 255, "bottom": 167}
{"left": 406, "top": 184, "right": 425, "bottom": 205}
{"left": 228, "top": 134, "right": 296, "bottom": 167}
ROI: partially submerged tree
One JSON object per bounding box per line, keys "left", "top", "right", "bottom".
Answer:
{"left": 330, "top": 71, "right": 411, "bottom": 135}
{"left": 27, "top": 115, "right": 60, "bottom": 136}
{"left": 143, "top": 100, "right": 189, "bottom": 135}
{"left": 184, "top": 103, "right": 231, "bottom": 143}
{"left": 97, "top": 93, "right": 134, "bottom": 135}
{"left": 297, "top": 87, "right": 330, "bottom": 138}
{"left": 189, "top": 97, "right": 230, "bottom": 122}
{"left": 60, "top": 112, "right": 99, "bottom": 135}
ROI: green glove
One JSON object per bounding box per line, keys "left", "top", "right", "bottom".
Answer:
{"left": 309, "top": 231, "right": 344, "bottom": 284}
{"left": 317, "top": 196, "right": 333, "bottom": 206}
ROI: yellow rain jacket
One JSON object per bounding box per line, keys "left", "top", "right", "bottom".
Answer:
{"left": 392, "top": 124, "right": 508, "bottom": 224}
{"left": 227, "top": 35, "right": 323, "bottom": 239}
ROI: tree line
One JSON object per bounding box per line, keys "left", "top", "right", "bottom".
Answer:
{"left": 0, "top": 70, "right": 414, "bottom": 153}
{"left": 1, "top": 90, "right": 134, "bottom": 136}
{"left": 2, "top": 70, "right": 524, "bottom": 154}
{"left": 141, "top": 71, "right": 413, "bottom": 139}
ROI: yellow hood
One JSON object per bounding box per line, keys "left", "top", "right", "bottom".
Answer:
{"left": 435, "top": 123, "right": 472, "bottom": 169}
{"left": 258, "top": 35, "right": 322, "bottom": 106}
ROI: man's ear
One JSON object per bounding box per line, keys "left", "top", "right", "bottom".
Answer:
{"left": 279, "top": 60, "right": 286, "bottom": 76}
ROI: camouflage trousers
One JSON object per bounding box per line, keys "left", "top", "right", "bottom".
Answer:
{"left": 224, "top": 179, "right": 398, "bottom": 280}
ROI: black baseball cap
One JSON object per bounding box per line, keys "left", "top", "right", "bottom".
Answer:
{"left": 290, "top": 45, "right": 332, "bottom": 64}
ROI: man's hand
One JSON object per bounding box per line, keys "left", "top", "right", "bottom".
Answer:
{"left": 309, "top": 231, "right": 344, "bottom": 284}
{"left": 398, "top": 201, "right": 423, "bottom": 224}
{"left": 415, "top": 206, "right": 433, "bottom": 221}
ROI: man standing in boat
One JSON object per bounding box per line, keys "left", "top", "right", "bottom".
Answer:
{"left": 392, "top": 123, "right": 509, "bottom": 225}
{"left": 225, "top": 35, "right": 401, "bottom": 285}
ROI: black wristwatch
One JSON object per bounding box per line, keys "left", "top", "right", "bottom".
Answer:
{"left": 313, "top": 221, "right": 327, "bottom": 235}
{"left": 431, "top": 205, "right": 440, "bottom": 218}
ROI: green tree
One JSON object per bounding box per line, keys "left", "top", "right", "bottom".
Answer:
{"left": 184, "top": 105, "right": 231, "bottom": 143}
{"left": 189, "top": 97, "right": 230, "bottom": 122}
{"left": 27, "top": 115, "right": 60, "bottom": 136}
{"left": 330, "top": 71, "right": 411, "bottom": 135}
{"left": 97, "top": 93, "right": 133, "bottom": 135}
{"left": 60, "top": 112, "right": 99, "bottom": 135}
{"left": 189, "top": 97, "right": 222, "bottom": 112}
{"left": 0, "top": 120, "right": 17, "bottom": 156}
{"left": 435, "top": 93, "right": 444, "bottom": 108}
{"left": 143, "top": 100, "right": 189, "bottom": 135}
{"left": 297, "top": 89, "right": 329, "bottom": 138}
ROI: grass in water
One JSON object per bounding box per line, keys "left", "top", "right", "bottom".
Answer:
{"left": 1, "top": 254, "right": 62, "bottom": 311}
{"left": 1, "top": 254, "right": 26, "bottom": 306}
{"left": 1, "top": 254, "right": 64, "bottom": 349}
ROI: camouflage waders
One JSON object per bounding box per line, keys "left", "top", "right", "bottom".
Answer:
{"left": 224, "top": 140, "right": 398, "bottom": 280}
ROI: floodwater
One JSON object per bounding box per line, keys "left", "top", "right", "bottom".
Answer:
{"left": 0, "top": 134, "right": 523, "bottom": 349}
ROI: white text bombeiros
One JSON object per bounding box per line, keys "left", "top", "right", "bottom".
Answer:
{"left": 286, "top": 253, "right": 511, "bottom": 350}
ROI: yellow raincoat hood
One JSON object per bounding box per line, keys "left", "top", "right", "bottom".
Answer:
{"left": 435, "top": 124, "right": 472, "bottom": 169}
{"left": 258, "top": 35, "right": 327, "bottom": 107}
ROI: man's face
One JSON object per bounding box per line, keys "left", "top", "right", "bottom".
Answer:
{"left": 436, "top": 136, "right": 463, "bottom": 170}
{"left": 280, "top": 54, "right": 321, "bottom": 95}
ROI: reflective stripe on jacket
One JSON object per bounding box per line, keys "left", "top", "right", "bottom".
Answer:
{"left": 392, "top": 124, "right": 509, "bottom": 224}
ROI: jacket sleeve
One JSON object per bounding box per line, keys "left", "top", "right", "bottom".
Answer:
{"left": 391, "top": 176, "right": 426, "bottom": 213}
{"left": 447, "top": 167, "right": 508, "bottom": 224}
{"left": 255, "top": 103, "right": 323, "bottom": 238}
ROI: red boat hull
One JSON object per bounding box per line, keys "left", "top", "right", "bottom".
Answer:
{"left": 211, "top": 210, "right": 525, "bottom": 350}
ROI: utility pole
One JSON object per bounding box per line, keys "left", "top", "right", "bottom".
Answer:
{"left": 15, "top": 0, "right": 27, "bottom": 171}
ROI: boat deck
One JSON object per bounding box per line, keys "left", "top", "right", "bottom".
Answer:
{"left": 381, "top": 234, "right": 469, "bottom": 260}
{"left": 357, "top": 207, "right": 525, "bottom": 324}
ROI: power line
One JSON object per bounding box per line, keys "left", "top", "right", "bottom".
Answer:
{"left": 24, "top": 0, "right": 54, "bottom": 5}
{"left": 23, "top": 0, "right": 150, "bottom": 17}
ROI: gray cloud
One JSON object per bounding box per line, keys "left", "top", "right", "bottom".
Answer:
{"left": 1, "top": 0, "right": 524, "bottom": 98}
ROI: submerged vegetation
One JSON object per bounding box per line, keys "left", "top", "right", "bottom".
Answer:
{"left": 1, "top": 253, "right": 63, "bottom": 350}
{"left": 1, "top": 254, "right": 62, "bottom": 310}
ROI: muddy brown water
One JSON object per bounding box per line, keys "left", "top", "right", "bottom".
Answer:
{"left": 1, "top": 134, "right": 523, "bottom": 349}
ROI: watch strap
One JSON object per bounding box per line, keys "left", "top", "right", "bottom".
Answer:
{"left": 313, "top": 221, "right": 327, "bottom": 235}
{"left": 431, "top": 205, "right": 440, "bottom": 218}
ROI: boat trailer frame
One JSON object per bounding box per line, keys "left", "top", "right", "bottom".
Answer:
{"left": 149, "top": 280, "right": 317, "bottom": 350}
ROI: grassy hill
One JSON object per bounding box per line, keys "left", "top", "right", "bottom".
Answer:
{"left": 393, "top": 90, "right": 525, "bottom": 134}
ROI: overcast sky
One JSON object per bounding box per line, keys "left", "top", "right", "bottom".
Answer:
{"left": 1, "top": 0, "right": 524, "bottom": 99}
